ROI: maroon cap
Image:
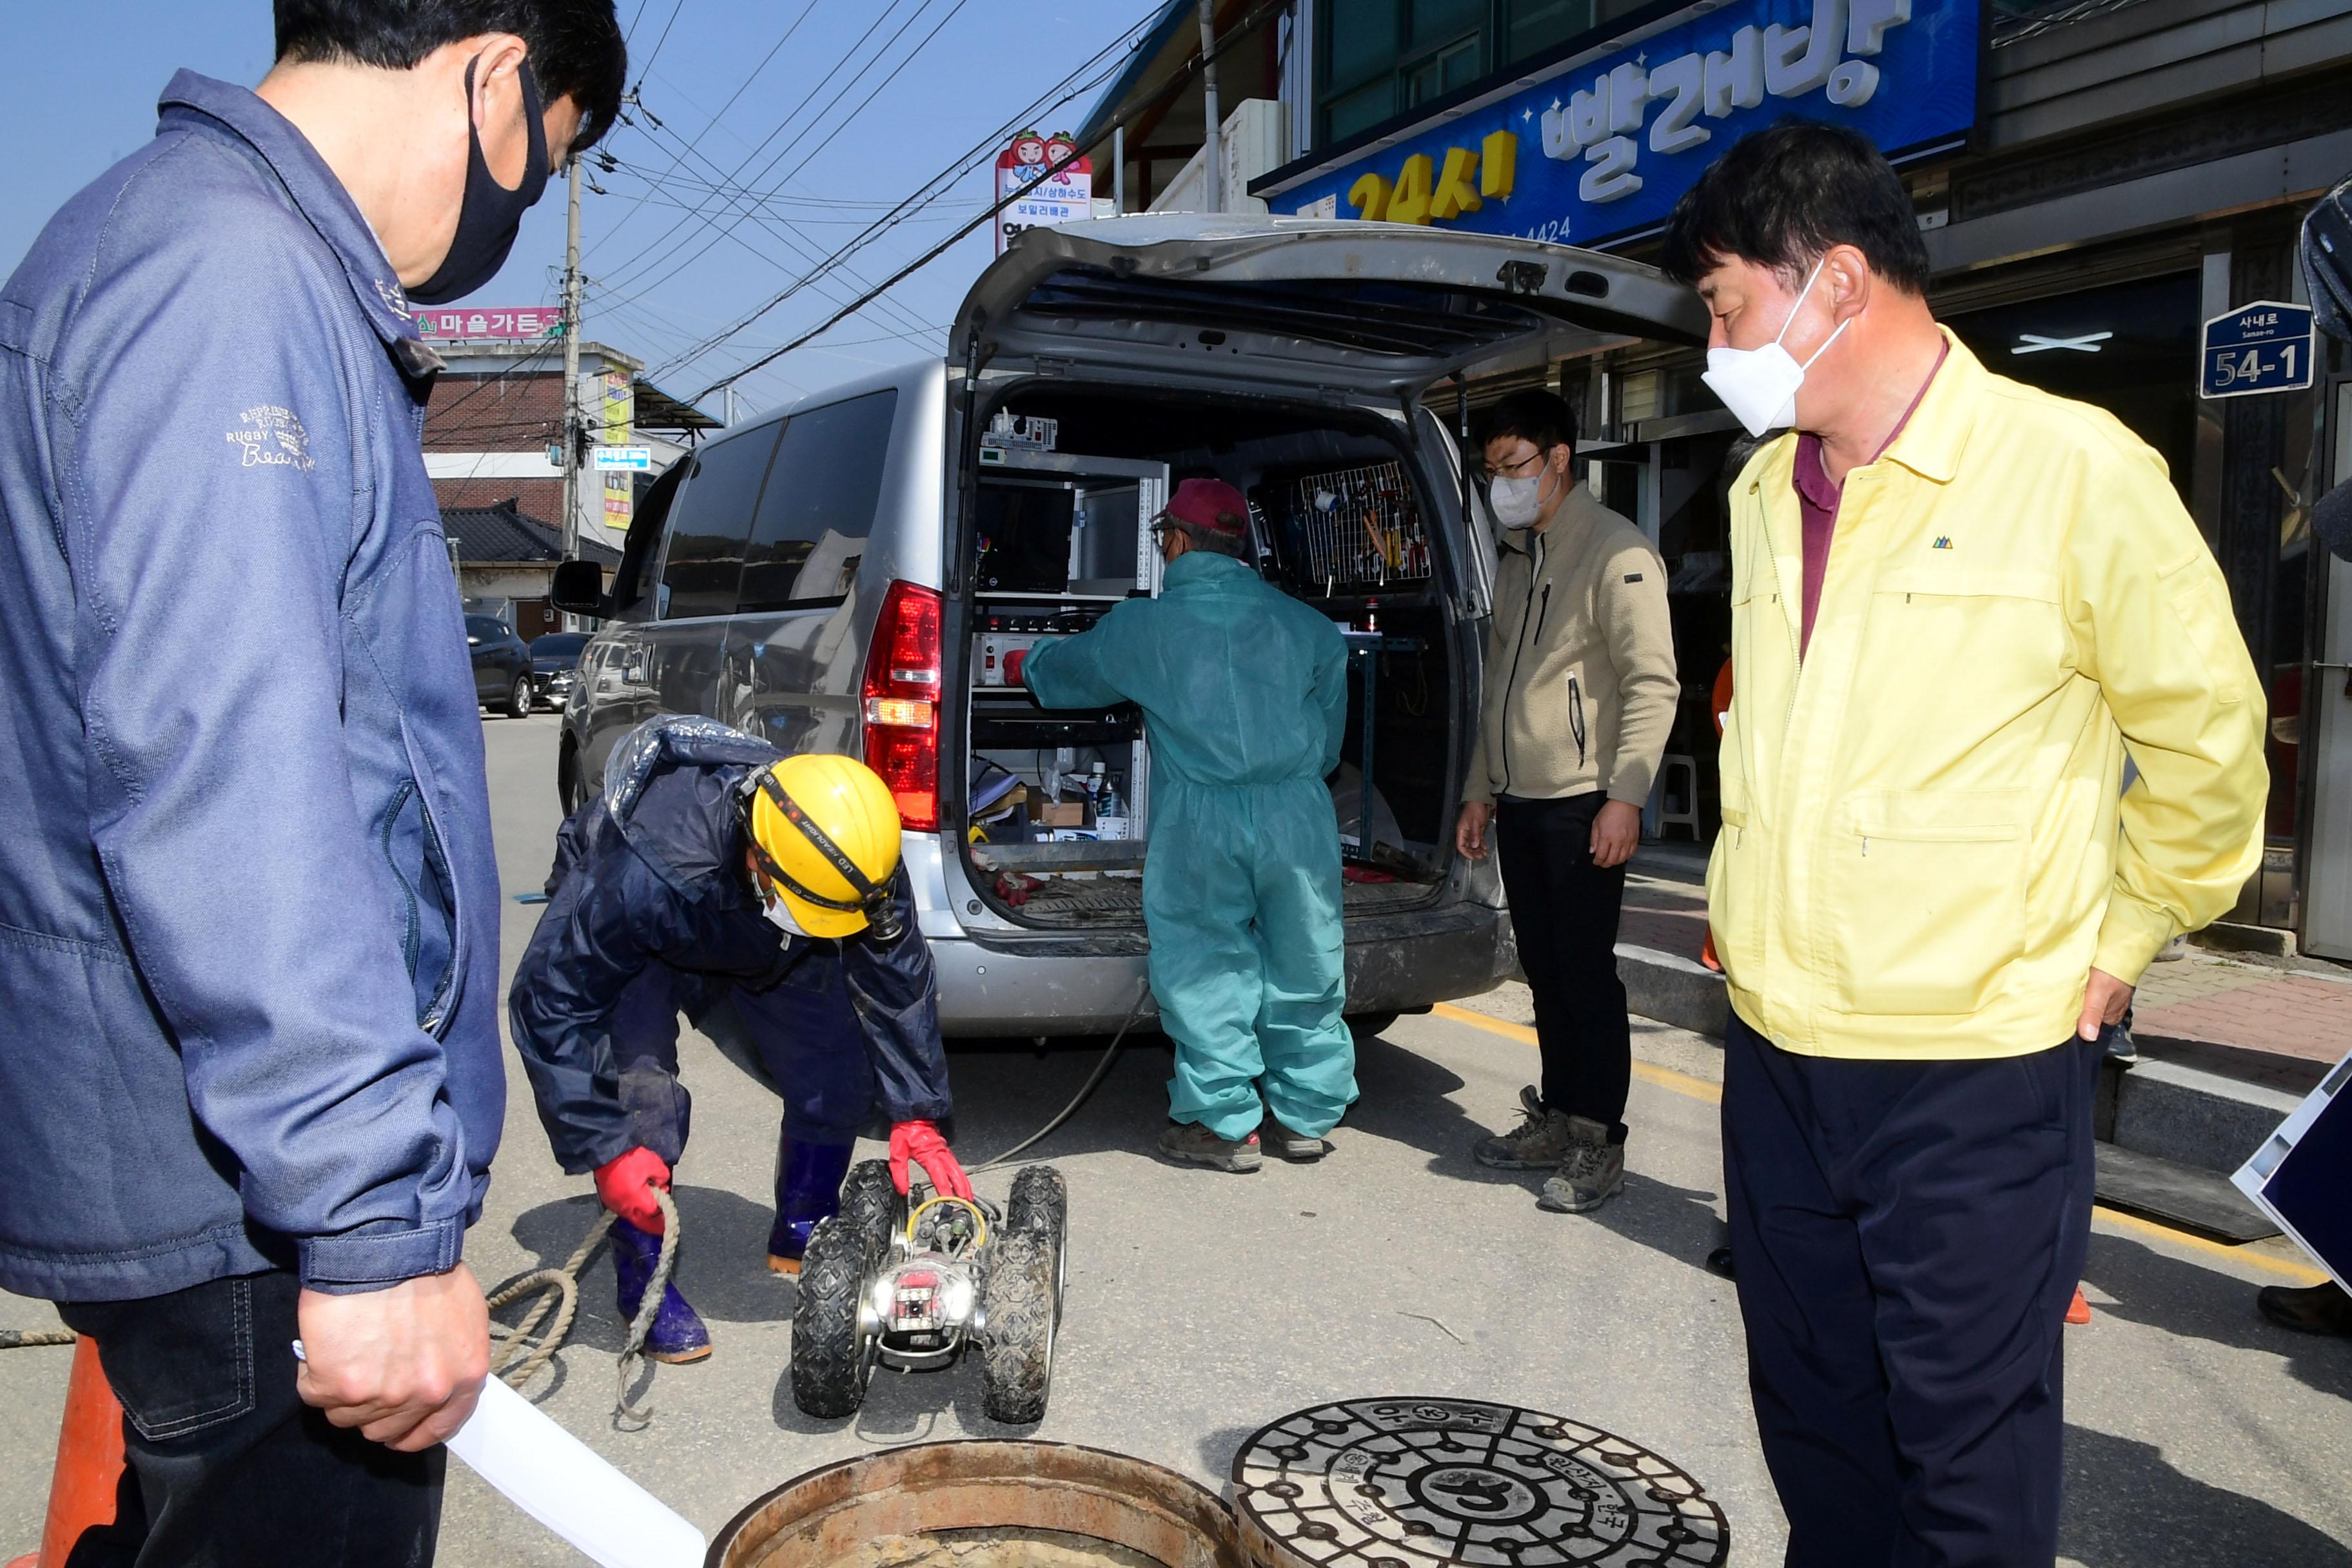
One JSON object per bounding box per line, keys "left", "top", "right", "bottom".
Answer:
{"left": 1162, "top": 477, "right": 1250, "bottom": 536}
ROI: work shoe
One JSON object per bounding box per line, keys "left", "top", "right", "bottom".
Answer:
{"left": 2257, "top": 1280, "right": 2352, "bottom": 1337}
{"left": 767, "top": 1135, "right": 855, "bottom": 1275}
{"left": 1157, "top": 1121, "right": 1262, "bottom": 1173}
{"left": 610, "top": 1216, "right": 712, "bottom": 1364}
{"left": 1536, "top": 1118, "right": 1626, "bottom": 1213}
{"left": 1472, "top": 1086, "right": 1576, "bottom": 1170}
{"left": 1259, "top": 1117, "right": 1327, "bottom": 1162}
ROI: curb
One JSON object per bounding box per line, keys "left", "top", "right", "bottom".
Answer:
{"left": 1617, "top": 942, "right": 1730, "bottom": 1039}
{"left": 2104, "top": 1056, "right": 2303, "bottom": 1176}
{"left": 1613, "top": 945, "right": 2295, "bottom": 1175}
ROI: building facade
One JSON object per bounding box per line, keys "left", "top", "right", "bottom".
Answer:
{"left": 424, "top": 336, "right": 715, "bottom": 554}
{"left": 1088, "top": 0, "right": 2352, "bottom": 953}
{"left": 424, "top": 330, "right": 716, "bottom": 635}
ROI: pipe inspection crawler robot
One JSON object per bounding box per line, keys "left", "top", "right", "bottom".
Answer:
{"left": 790, "top": 1162, "right": 1067, "bottom": 1424}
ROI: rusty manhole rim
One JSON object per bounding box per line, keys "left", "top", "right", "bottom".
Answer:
{"left": 1230, "top": 1396, "right": 1730, "bottom": 1567}
{"left": 705, "top": 1437, "right": 1243, "bottom": 1568}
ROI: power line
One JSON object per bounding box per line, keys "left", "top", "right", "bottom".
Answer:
{"left": 645, "top": 9, "right": 1161, "bottom": 385}
{"left": 592, "top": 0, "right": 934, "bottom": 299}
{"left": 685, "top": 0, "right": 1289, "bottom": 403}
{"left": 620, "top": 109, "right": 943, "bottom": 342}
{"left": 632, "top": 0, "right": 686, "bottom": 88}
{"left": 585, "top": 1, "right": 822, "bottom": 261}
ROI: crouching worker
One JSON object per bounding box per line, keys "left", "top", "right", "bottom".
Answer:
{"left": 509, "top": 716, "right": 970, "bottom": 1362}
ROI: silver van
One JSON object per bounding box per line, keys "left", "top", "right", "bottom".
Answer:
{"left": 552, "top": 216, "right": 1704, "bottom": 1035}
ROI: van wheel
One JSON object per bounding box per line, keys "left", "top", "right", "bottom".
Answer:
{"left": 979, "top": 1233, "right": 1056, "bottom": 1425}
{"left": 790, "top": 1217, "right": 877, "bottom": 1419}
{"left": 505, "top": 674, "right": 533, "bottom": 719}
{"left": 1347, "top": 1012, "right": 1400, "bottom": 1042}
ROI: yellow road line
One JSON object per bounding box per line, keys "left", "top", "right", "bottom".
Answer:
{"left": 1434, "top": 1003, "right": 1724, "bottom": 1105}
{"left": 2089, "top": 1206, "right": 2326, "bottom": 1284}
{"left": 1429, "top": 1001, "right": 2324, "bottom": 1285}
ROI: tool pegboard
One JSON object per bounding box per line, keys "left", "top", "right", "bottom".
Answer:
{"left": 1280, "top": 460, "right": 1432, "bottom": 593}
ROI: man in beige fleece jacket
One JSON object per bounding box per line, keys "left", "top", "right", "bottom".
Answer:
{"left": 1456, "top": 389, "right": 1678, "bottom": 1213}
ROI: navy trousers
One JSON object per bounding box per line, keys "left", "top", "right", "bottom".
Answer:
{"left": 1494, "top": 792, "right": 1632, "bottom": 1141}
{"left": 1722, "top": 1010, "right": 2101, "bottom": 1568}
{"left": 611, "top": 961, "right": 877, "bottom": 1163}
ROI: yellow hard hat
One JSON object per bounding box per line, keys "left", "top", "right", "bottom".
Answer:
{"left": 745, "top": 754, "right": 904, "bottom": 939}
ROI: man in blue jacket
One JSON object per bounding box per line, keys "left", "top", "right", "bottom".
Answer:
{"left": 510, "top": 718, "right": 969, "bottom": 1362}
{"left": 0, "top": 5, "right": 622, "bottom": 1563}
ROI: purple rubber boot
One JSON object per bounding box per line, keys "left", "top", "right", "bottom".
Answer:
{"left": 767, "top": 1135, "right": 854, "bottom": 1275}
{"left": 609, "top": 1216, "right": 710, "bottom": 1363}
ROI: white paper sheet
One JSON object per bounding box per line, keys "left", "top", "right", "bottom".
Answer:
{"left": 447, "top": 1375, "right": 707, "bottom": 1568}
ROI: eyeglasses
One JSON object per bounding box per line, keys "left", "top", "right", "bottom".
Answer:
{"left": 1484, "top": 449, "right": 1549, "bottom": 482}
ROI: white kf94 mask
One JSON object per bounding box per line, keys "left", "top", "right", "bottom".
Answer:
{"left": 1700, "top": 254, "right": 1850, "bottom": 438}
{"left": 1487, "top": 471, "right": 1549, "bottom": 529}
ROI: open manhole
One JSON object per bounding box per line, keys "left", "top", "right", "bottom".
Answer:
{"left": 707, "top": 1440, "right": 1253, "bottom": 1568}
{"left": 1231, "top": 1398, "right": 1729, "bottom": 1567}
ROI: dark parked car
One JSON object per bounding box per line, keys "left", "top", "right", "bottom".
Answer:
{"left": 466, "top": 614, "right": 533, "bottom": 718}
{"left": 529, "top": 631, "right": 590, "bottom": 711}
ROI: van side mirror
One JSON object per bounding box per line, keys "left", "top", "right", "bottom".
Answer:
{"left": 551, "top": 558, "right": 607, "bottom": 616}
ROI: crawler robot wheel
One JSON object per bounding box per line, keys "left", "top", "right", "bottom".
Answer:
{"left": 790, "top": 1216, "right": 876, "bottom": 1418}
{"left": 979, "top": 1232, "right": 1056, "bottom": 1426}
{"left": 1006, "top": 1165, "right": 1067, "bottom": 1315}
{"left": 839, "top": 1158, "right": 901, "bottom": 1257}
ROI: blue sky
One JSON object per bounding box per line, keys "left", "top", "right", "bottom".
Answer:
{"left": 3, "top": 3, "right": 1164, "bottom": 416}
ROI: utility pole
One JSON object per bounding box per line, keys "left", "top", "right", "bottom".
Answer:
{"left": 558, "top": 153, "right": 584, "bottom": 570}
{"left": 1197, "top": 0, "right": 1221, "bottom": 214}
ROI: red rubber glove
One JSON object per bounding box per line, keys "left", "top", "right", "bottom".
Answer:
{"left": 593, "top": 1146, "right": 672, "bottom": 1233}
{"left": 1002, "top": 648, "right": 1028, "bottom": 687}
{"left": 889, "top": 1120, "right": 973, "bottom": 1200}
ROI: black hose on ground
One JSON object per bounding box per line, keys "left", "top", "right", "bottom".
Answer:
{"left": 970, "top": 977, "right": 1153, "bottom": 1174}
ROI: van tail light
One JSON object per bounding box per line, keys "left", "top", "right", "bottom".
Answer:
{"left": 862, "top": 580, "right": 942, "bottom": 831}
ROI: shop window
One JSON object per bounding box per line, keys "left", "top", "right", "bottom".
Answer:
{"left": 1325, "top": 0, "right": 1402, "bottom": 91}
{"left": 1409, "top": 0, "right": 1485, "bottom": 47}
{"left": 1406, "top": 35, "right": 1482, "bottom": 105}
{"left": 1325, "top": 79, "right": 1397, "bottom": 144}
{"left": 1507, "top": 0, "right": 1594, "bottom": 60}
{"left": 1945, "top": 273, "right": 2199, "bottom": 505}
{"left": 658, "top": 422, "right": 779, "bottom": 620}
{"left": 736, "top": 389, "right": 899, "bottom": 613}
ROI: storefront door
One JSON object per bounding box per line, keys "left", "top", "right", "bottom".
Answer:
{"left": 2301, "top": 376, "right": 2352, "bottom": 958}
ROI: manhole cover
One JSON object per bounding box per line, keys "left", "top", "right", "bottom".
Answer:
{"left": 1231, "top": 1398, "right": 1727, "bottom": 1568}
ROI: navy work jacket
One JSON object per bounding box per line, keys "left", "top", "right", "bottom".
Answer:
{"left": 0, "top": 75, "right": 502, "bottom": 1301}
{"left": 510, "top": 718, "right": 953, "bottom": 1172}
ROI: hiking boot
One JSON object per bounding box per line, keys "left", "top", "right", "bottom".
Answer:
{"left": 1259, "top": 1117, "right": 1327, "bottom": 1162}
{"left": 1157, "top": 1121, "right": 1262, "bottom": 1173}
{"left": 2257, "top": 1280, "right": 2352, "bottom": 1337}
{"left": 1473, "top": 1086, "right": 1576, "bottom": 1169}
{"left": 1537, "top": 1117, "right": 1625, "bottom": 1213}
{"left": 610, "top": 1216, "right": 712, "bottom": 1364}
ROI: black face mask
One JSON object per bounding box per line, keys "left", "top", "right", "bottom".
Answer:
{"left": 408, "top": 54, "right": 550, "bottom": 306}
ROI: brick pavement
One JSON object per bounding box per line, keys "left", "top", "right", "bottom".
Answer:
{"left": 1615, "top": 858, "right": 2352, "bottom": 1093}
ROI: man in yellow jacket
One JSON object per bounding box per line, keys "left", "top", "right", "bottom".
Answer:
{"left": 1663, "top": 124, "right": 2265, "bottom": 1566}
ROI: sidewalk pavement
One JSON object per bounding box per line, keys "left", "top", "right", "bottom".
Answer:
{"left": 1622, "top": 847, "right": 2352, "bottom": 1096}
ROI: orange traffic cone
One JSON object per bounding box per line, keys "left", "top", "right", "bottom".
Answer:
{"left": 5, "top": 1336, "right": 127, "bottom": 1568}
{"left": 2066, "top": 1286, "right": 2093, "bottom": 1325}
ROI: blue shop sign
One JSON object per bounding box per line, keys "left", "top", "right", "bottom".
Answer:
{"left": 1269, "top": 0, "right": 1979, "bottom": 250}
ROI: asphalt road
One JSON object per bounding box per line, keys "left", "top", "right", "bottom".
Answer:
{"left": 4, "top": 711, "right": 2349, "bottom": 1566}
